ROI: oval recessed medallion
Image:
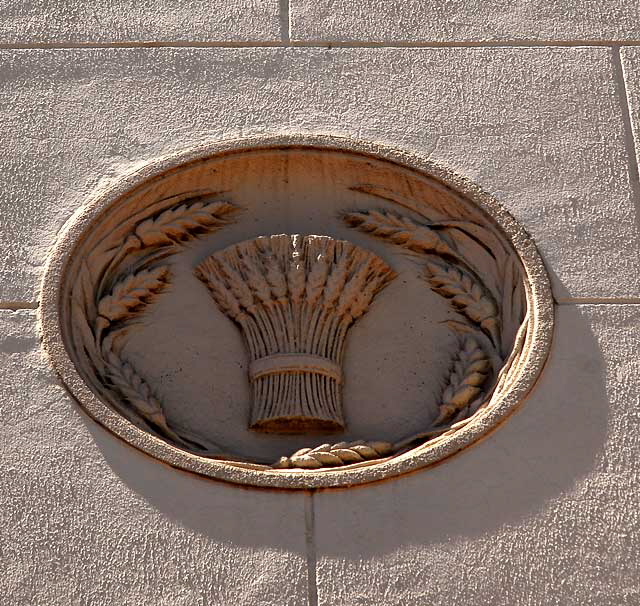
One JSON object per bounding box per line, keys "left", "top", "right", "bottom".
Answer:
{"left": 40, "top": 135, "right": 553, "bottom": 489}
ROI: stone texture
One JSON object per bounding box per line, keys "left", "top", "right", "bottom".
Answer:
{"left": 41, "top": 142, "right": 550, "bottom": 481}
{"left": 312, "top": 304, "right": 640, "bottom": 606}
{"left": 290, "top": 0, "right": 640, "bottom": 43}
{"left": 1, "top": 47, "right": 638, "bottom": 303}
{"left": 0, "top": 309, "right": 309, "bottom": 606}
{"left": 621, "top": 46, "right": 640, "bottom": 179}
{"left": 0, "top": 1, "right": 280, "bottom": 44}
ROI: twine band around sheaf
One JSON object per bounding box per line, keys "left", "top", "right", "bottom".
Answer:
{"left": 249, "top": 353, "right": 343, "bottom": 383}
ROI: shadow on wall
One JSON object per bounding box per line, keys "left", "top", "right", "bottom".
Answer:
{"left": 309, "top": 302, "right": 611, "bottom": 555}
{"left": 82, "top": 418, "right": 307, "bottom": 550}
{"left": 82, "top": 301, "right": 608, "bottom": 553}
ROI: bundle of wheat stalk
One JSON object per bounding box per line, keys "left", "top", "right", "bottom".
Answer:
{"left": 195, "top": 234, "right": 396, "bottom": 433}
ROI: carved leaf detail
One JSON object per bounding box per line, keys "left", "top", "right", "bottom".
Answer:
{"left": 272, "top": 440, "right": 393, "bottom": 469}
{"left": 433, "top": 337, "right": 490, "bottom": 426}
{"left": 97, "top": 266, "right": 170, "bottom": 324}
{"left": 424, "top": 260, "right": 500, "bottom": 347}
{"left": 135, "top": 200, "right": 237, "bottom": 247}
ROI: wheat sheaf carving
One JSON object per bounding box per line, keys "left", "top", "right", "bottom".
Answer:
{"left": 195, "top": 234, "right": 396, "bottom": 433}
{"left": 72, "top": 191, "right": 239, "bottom": 454}
{"left": 314, "top": 197, "right": 529, "bottom": 470}
{"left": 70, "top": 182, "right": 528, "bottom": 474}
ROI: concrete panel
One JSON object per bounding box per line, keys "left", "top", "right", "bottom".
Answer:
{"left": 0, "top": 310, "right": 309, "bottom": 606}
{"left": 0, "top": 1, "right": 281, "bottom": 44}
{"left": 1, "top": 47, "right": 637, "bottom": 303}
{"left": 312, "top": 304, "right": 640, "bottom": 605}
{"left": 291, "top": 0, "right": 640, "bottom": 43}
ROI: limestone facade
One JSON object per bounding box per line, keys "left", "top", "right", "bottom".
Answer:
{"left": 1, "top": 2, "right": 639, "bottom": 604}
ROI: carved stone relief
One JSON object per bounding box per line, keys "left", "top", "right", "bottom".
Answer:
{"left": 195, "top": 235, "right": 396, "bottom": 432}
{"left": 40, "top": 136, "right": 554, "bottom": 489}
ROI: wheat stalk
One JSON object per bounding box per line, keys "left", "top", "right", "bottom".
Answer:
{"left": 433, "top": 337, "right": 490, "bottom": 426}
{"left": 134, "top": 200, "right": 237, "bottom": 247}
{"left": 238, "top": 245, "right": 274, "bottom": 306}
{"left": 263, "top": 252, "right": 288, "bottom": 301}
{"left": 100, "top": 345, "right": 185, "bottom": 441}
{"left": 95, "top": 195, "right": 238, "bottom": 300}
{"left": 194, "top": 260, "right": 243, "bottom": 320}
{"left": 272, "top": 440, "right": 393, "bottom": 469}
{"left": 97, "top": 266, "right": 170, "bottom": 324}
{"left": 350, "top": 258, "right": 395, "bottom": 320}
{"left": 343, "top": 209, "right": 457, "bottom": 257}
{"left": 286, "top": 253, "right": 306, "bottom": 305}
{"left": 91, "top": 196, "right": 239, "bottom": 452}
{"left": 101, "top": 342, "right": 221, "bottom": 452}
{"left": 322, "top": 250, "right": 350, "bottom": 310}
{"left": 305, "top": 251, "right": 331, "bottom": 306}
{"left": 344, "top": 208, "right": 503, "bottom": 350}
{"left": 424, "top": 260, "right": 500, "bottom": 347}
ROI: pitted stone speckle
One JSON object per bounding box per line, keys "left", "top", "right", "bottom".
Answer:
{"left": 1, "top": 47, "right": 637, "bottom": 302}
{"left": 292, "top": 0, "right": 640, "bottom": 43}
{"left": 0, "top": 1, "right": 280, "bottom": 43}
{"left": 0, "top": 312, "right": 308, "bottom": 606}
{"left": 313, "top": 305, "right": 640, "bottom": 606}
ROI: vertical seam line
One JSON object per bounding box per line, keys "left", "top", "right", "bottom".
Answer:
{"left": 304, "top": 491, "right": 318, "bottom": 606}
{"left": 280, "top": 0, "right": 291, "bottom": 44}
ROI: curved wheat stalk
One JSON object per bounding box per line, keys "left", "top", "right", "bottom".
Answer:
{"left": 433, "top": 337, "right": 490, "bottom": 426}
{"left": 97, "top": 266, "right": 170, "bottom": 325}
{"left": 424, "top": 260, "right": 500, "bottom": 348}
{"left": 343, "top": 209, "right": 458, "bottom": 258}
{"left": 272, "top": 440, "right": 393, "bottom": 469}
{"left": 101, "top": 345, "right": 185, "bottom": 443}
{"left": 134, "top": 200, "right": 237, "bottom": 247}
{"left": 81, "top": 196, "right": 242, "bottom": 455}
{"left": 95, "top": 196, "right": 238, "bottom": 300}
{"left": 101, "top": 344, "right": 219, "bottom": 452}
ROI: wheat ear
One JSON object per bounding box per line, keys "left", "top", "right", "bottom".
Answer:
{"left": 134, "top": 200, "right": 237, "bottom": 247}
{"left": 433, "top": 337, "right": 490, "bottom": 426}
{"left": 100, "top": 345, "right": 185, "bottom": 442}
{"left": 95, "top": 196, "right": 237, "bottom": 299}
{"left": 101, "top": 344, "right": 219, "bottom": 452}
{"left": 272, "top": 440, "right": 393, "bottom": 469}
{"left": 97, "top": 266, "right": 170, "bottom": 324}
{"left": 425, "top": 260, "right": 500, "bottom": 347}
{"left": 343, "top": 209, "right": 457, "bottom": 257}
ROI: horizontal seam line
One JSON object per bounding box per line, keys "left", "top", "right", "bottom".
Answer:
{"left": 0, "top": 303, "right": 39, "bottom": 310}
{"left": 0, "top": 40, "right": 638, "bottom": 50}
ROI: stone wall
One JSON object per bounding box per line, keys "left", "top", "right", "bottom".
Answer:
{"left": 1, "top": 2, "right": 639, "bottom": 604}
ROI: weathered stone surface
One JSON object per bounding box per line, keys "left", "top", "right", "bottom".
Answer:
{"left": 621, "top": 46, "right": 640, "bottom": 177}
{"left": 1, "top": 47, "right": 637, "bottom": 304}
{"left": 291, "top": 0, "right": 640, "bottom": 43}
{"left": 312, "top": 304, "right": 640, "bottom": 606}
{"left": 40, "top": 141, "right": 551, "bottom": 486}
{"left": 0, "top": 1, "right": 280, "bottom": 43}
{"left": 0, "top": 310, "right": 309, "bottom": 606}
